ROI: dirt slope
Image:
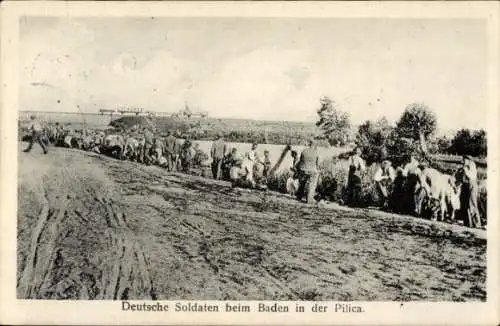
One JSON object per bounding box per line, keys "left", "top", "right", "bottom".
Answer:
{"left": 17, "top": 146, "right": 486, "bottom": 301}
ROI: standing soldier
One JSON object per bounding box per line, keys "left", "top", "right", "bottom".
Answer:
{"left": 296, "top": 139, "right": 320, "bottom": 204}
{"left": 262, "top": 150, "right": 272, "bottom": 178}
{"left": 346, "top": 147, "right": 366, "bottom": 207}
{"left": 373, "top": 160, "right": 396, "bottom": 209}
{"left": 457, "top": 155, "right": 481, "bottom": 228}
{"left": 210, "top": 134, "right": 227, "bottom": 180}
{"left": 164, "top": 131, "right": 177, "bottom": 172}
{"left": 141, "top": 127, "right": 154, "bottom": 165}
{"left": 402, "top": 154, "right": 425, "bottom": 215}
{"left": 285, "top": 150, "right": 301, "bottom": 197}
{"left": 23, "top": 115, "right": 48, "bottom": 154}
{"left": 180, "top": 139, "right": 196, "bottom": 173}
{"left": 152, "top": 136, "right": 164, "bottom": 165}
{"left": 174, "top": 131, "right": 184, "bottom": 171}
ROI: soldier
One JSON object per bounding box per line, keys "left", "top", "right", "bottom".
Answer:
{"left": 457, "top": 155, "right": 481, "bottom": 228}
{"left": 210, "top": 134, "right": 227, "bottom": 180}
{"left": 402, "top": 154, "right": 426, "bottom": 216}
{"left": 222, "top": 147, "right": 239, "bottom": 180}
{"left": 152, "top": 136, "right": 164, "bottom": 165}
{"left": 141, "top": 127, "right": 154, "bottom": 165}
{"left": 296, "top": 139, "right": 320, "bottom": 204}
{"left": 262, "top": 150, "right": 272, "bottom": 178}
{"left": 180, "top": 139, "right": 196, "bottom": 173}
{"left": 247, "top": 142, "right": 262, "bottom": 164}
{"left": 23, "top": 115, "right": 48, "bottom": 154}
{"left": 346, "top": 147, "right": 366, "bottom": 207}
{"left": 164, "top": 131, "right": 177, "bottom": 171}
{"left": 174, "top": 132, "right": 184, "bottom": 171}
{"left": 373, "top": 160, "right": 396, "bottom": 209}
{"left": 285, "top": 150, "right": 300, "bottom": 197}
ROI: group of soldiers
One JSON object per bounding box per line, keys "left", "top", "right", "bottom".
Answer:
{"left": 210, "top": 136, "right": 273, "bottom": 189}
{"left": 341, "top": 147, "right": 483, "bottom": 228}
{"left": 23, "top": 115, "right": 485, "bottom": 229}
{"left": 22, "top": 115, "right": 206, "bottom": 173}
{"left": 281, "top": 140, "right": 484, "bottom": 229}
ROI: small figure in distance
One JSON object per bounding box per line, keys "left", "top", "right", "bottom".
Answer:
{"left": 23, "top": 115, "right": 48, "bottom": 155}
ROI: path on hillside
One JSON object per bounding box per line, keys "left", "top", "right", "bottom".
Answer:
{"left": 17, "top": 146, "right": 486, "bottom": 301}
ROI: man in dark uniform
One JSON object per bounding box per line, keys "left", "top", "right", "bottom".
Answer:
{"left": 296, "top": 139, "right": 319, "bottom": 204}
{"left": 23, "top": 115, "right": 48, "bottom": 154}
{"left": 164, "top": 131, "right": 177, "bottom": 172}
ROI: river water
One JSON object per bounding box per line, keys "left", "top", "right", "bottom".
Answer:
{"left": 193, "top": 140, "right": 350, "bottom": 172}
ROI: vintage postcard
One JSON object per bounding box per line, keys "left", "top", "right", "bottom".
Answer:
{"left": 1, "top": 1, "right": 499, "bottom": 325}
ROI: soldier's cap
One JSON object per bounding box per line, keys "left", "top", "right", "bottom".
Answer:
{"left": 30, "top": 115, "right": 36, "bottom": 120}
{"left": 463, "top": 155, "right": 473, "bottom": 160}
{"left": 382, "top": 160, "right": 391, "bottom": 166}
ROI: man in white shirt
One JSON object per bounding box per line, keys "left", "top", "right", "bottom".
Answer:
{"left": 23, "top": 115, "right": 48, "bottom": 154}
{"left": 401, "top": 155, "right": 427, "bottom": 216}
{"left": 373, "top": 160, "right": 395, "bottom": 208}
{"left": 458, "top": 155, "right": 481, "bottom": 228}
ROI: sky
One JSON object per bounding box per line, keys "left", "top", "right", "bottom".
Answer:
{"left": 19, "top": 17, "right": 487, "bottom": 131}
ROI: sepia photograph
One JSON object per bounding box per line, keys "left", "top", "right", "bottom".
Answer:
{"left": 1, "top": 1, "right": 499, "bottom": 325}
{"left": 16, "top": 15, "right": 489, "bottom": 301}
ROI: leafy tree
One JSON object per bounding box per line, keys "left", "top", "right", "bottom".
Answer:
{"left": 385, "top": 129, "right": 421, "bottom": 164}
{"left": 356, "top": 117, "right": 393, "bottom": 164}
{"left": 396, "top": 103, "right": 437, "bottom": 151}
{"left": 316, "top": 96, "right": 351, "bottom": 146}
{"left": 472, "top": 129, "right": 487, "bottom": 157}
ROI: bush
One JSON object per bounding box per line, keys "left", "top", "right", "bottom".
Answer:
{"left": 269, "top": 157, "right": 378, "bottom": 207}
{"left": 266, "top": 170, "right": 293, "bottom": 194}
{"left": 433, "top": 135, "right": 452, "bottom": 154}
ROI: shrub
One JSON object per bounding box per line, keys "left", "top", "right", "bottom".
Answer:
{"left": 270, "top": 157, "right": 378, "bottom": 207}
{"left": 266, "top": 170, "right": 293, "bottom": 194}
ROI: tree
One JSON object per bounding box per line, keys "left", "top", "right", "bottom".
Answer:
{"left": 471, "top": 129, "right": 487, "bottom": 157}
{"left": 316, "top": 96, "right": 351, "bottom": 146}
{"left": 356, "top": 117, "right": 393, "bottom": 164}
{"left": 448, "top": 128, "right": 487, "bottom": 157}
{"left": 395, "top": 103, "right": 438, "bottom": 159}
